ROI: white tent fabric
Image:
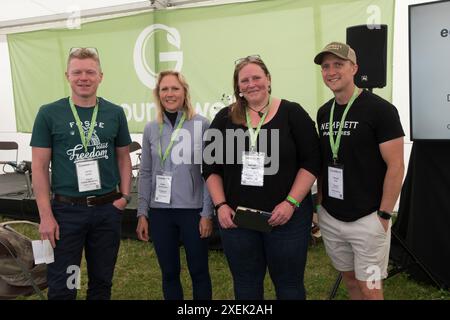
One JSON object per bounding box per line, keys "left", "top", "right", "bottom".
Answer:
{"left": 0, "top": 0, "right": 252, "bottom": 31}
{"left": 0, "top": 0, "right": 154, "bottom": 32}
{"left": 0, "top": 0, "right": 146, "bottom": 22}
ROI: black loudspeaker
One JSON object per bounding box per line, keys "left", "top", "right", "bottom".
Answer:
{"left": 346, "top": 24, "right": 387, "bottom": 89}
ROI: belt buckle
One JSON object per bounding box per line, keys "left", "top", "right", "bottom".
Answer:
{"left": 86, "top": 195, "right": 96, "bottom": 207}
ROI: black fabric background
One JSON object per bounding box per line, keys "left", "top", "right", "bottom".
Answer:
{"left": 391, "top": 141, "right": 450, "bottom": 289}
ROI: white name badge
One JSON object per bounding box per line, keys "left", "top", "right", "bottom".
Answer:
{"left": 328, "top": 165, "right": 344, "bottom": 200}
{"left": 75, "top": 160, "right": 101, "bottom": 192}
{"left": 241, "top": 151, "right": 265, "bottom": 187}
{"left": 155, "top": 174, "right": 172, "bottom": 204}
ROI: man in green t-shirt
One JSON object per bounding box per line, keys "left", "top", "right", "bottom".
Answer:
{"left": 30, "top": 48, "right": 132, "bottom": 300}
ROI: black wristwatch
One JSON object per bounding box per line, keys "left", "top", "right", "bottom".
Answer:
{"left": 377, "top": 210, "right": 392, "bottom": 220}
{"left": 121, "top": 194, "right": 132, "bottom": 205}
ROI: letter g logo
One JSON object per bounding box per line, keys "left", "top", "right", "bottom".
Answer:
{"left": 133, "top": 24, "right": 183, "bottom": 89}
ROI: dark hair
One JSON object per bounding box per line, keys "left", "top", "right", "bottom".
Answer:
{"left": 230, "top": 57, "right": 272, "bottom": 125}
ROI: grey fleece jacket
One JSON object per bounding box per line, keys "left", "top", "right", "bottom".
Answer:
{"left": 137, "top": 111, "right": 213, "bottom": 218}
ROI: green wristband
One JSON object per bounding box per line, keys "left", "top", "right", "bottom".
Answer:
{"left": 286, "top": 195, "right": 300, "bottom": 208}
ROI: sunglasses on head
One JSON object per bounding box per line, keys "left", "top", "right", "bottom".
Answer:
{"left": 234, "top": 54, "right": 262, "bottom": 65}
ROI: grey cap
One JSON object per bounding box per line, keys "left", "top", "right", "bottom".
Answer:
{"left": 314, "top": 41, "right": 357, "bottom": 65}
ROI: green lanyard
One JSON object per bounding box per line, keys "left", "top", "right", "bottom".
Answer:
{"left": 328, "top": 87, "right": 359, "bottom": 163}
{"left": 245, "top": 97, "right": 271, "bottom": 151}
{"left": 158, "top": 112, "right": 186, "bottom": 167}
{"left": 69, "top": 97, "right": 99, "bottom": 153}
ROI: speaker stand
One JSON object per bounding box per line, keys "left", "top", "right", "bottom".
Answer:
{"left": 387, "top": 229, "right": 442, "bottom": 287}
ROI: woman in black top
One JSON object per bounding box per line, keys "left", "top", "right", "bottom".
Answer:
{"left": 202, "top": 55, "right": 320, "bottom": 299}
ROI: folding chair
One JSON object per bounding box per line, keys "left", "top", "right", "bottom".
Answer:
{"left": 0, "top": 141, "right": 33, "bottom": 197}
{"left": 0, "top": 141, "right": 19, "bottom": 171}
{"left": 129, "top": 141, "right": 142, "bottom": 191}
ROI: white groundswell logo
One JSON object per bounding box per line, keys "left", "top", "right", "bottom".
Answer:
{"left": 133, "top": 24, "right": 183, "bottom": 89}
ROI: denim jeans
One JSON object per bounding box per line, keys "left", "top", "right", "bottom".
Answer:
{"left": 47, "top": 201, "right": 122, "bottom": 300}
{"left": 220, "top": 195, "right": 313, "bottom": 300}
{"left": 149, "top": 208, "right": 212, "bottom": 300}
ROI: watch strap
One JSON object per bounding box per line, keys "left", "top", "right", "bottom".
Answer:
{"left": 121, "top": 193, "right": 132, "bottom": 204}
{"left": 377, "top": 210, "right": 392, "bottom": 220}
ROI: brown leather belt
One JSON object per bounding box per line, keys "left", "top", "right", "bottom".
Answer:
{"left": 53, "top": 191, "right": 122, "bottom": 207}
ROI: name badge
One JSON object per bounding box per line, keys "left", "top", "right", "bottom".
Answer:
{"left": 75, "top": 160, "right": 101, "bottom": 192}
{"left": 155, "top": 174, "right": 172, "bottom": 204}
{"left": 328, "top": 164, "right": 344, "bottom": 200}
{"left": 241, "top": 151, "right": 265, "bottom": 187}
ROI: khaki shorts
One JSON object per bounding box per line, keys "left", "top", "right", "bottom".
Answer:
{"left": 317, "top": 206, "right": 391, "bottom": 281}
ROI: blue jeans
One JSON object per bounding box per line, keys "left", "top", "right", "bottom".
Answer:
{"left": 220, "top": 195, "right": 313, "bottom": 300}
{"left": 149, "top": 208, "right": 212, "bottom": 300}
{"left": 47, "top": 201, "right": 122, "bottom": 300}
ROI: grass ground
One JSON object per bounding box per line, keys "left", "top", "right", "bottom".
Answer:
{"left": 2, "top": 217, "right": 449, "bottom": 300}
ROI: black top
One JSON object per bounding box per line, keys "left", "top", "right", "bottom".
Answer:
{"left": 164, "top": 110, "right": 178, "bottom": 127}
{"left": 316, "top": 89, "right": 404, "bottom": 222}
{"left": 202, "top": 99, "right": 321, "bottom": 213}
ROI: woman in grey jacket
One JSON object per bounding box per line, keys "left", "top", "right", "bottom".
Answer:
{"left": 136, "top": 70, "right": 213, "bottom": 300}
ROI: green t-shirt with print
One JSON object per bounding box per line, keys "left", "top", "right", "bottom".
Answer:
{"left": 30, "top": 97, "right": 132, "bottom": 197}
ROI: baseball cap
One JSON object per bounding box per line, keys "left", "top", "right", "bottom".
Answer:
{"left": 314, "top": 42, "right": 357, "bottom": 65}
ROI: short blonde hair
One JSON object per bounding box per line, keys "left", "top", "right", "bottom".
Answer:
{"left": 154, "top": 70, "right": 195, "bottom": 124}
{"left": 67, "top": 47, "right": 102, "bottom": 72}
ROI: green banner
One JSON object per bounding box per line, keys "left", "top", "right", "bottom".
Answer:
{"left": 8, "top": 0, "right": 394, "bottom": 133}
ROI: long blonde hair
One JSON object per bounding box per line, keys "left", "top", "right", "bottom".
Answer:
{"left": 154, "top": 70, "right": 195, "bottom": 124}
{"left": 230, "top": 57, "right": 272, "bottom": 125}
